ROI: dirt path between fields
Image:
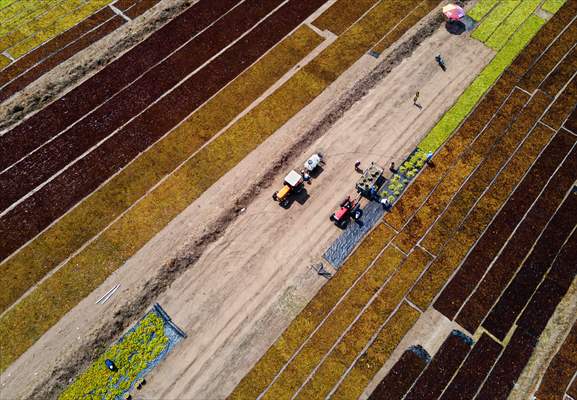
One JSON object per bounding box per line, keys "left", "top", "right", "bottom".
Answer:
{"left": 0, "top": 5, "right": 494, "bottom": 400}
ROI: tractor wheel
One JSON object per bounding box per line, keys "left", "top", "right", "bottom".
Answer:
{"left": 272, "top": 192, "right": 278, "bottom": 201}
{"left": 330, "top": 214, "right": 336, "bottom": 222}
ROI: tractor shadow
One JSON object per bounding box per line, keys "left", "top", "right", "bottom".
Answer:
{"left": 309, "top": 166, "right": 325, "bottom": 179}
{"left": 281, "top": 189, "right": 310, "bottom": 209}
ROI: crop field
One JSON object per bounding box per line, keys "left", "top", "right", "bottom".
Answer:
{"left": 228, "top": 0, "right": 577, "bottom": 399}
{"left": 0, "top": 0, "right": 163, "bottom": 102}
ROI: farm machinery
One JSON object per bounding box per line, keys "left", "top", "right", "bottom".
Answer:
{"left": 330, "top": 195, "right": 362, "bottom": 228}
{"left": 273, "top": 153, "right": 323, "bottom": 208}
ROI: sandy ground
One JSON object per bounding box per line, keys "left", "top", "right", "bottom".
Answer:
{"left": 0, "top": 8, "right": 494, "bottom": 400}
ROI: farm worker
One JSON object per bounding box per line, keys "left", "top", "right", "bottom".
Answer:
{"left": 426, "top": 151, "right": 434, "bottom": 165}
{"left": 301, "top": 169, "right": 311, "bottom": 182}
{"left": 435, "top": 54, "right": 446, "bottom": 71}
{"left": 390, "top": 162, "right": 396, "bottom": 173}
{"left": 355, "top": 160, "right": 361, "bottom": 171}
{"left": 380, "top": 197, "right": 390, "bottom": 209}
{"left": 413, "top": 91, "right": 420, "bottom": 104}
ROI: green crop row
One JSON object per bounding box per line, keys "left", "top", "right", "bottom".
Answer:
{"left": 294, "top": 248, "right": 431, "bottom": 399}
{"left": 330, "top": 302, "right": 420, "bottom": 400}
{"left": 418, "top": 15, "right": 545, "bottom": 153}
{"left": 409, "top": 123, "right": 556, "bottom": 310}
{"left": 261, "top": 246, "right": 405, "bottom": 400}
{"left": 229, "top": 224, "right": 394, "bottom": 399}
{"left": 471, "top": 1, "right": 520, "bottom": 43}
{"left": 467, "top": 0, "right": 499, "bottom": 22}
{"left": 485, "top": 0, "right": 541, "bottom": 50}
{"left": 542, "top": 0, "right": 568, "bottom": 14}
{"left": 59, "top": 312, "right": 168, "bottom": 400}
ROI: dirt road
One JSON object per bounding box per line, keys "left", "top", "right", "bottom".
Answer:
{"left": 0, "top": 16, "right": 492, "bottom": 400}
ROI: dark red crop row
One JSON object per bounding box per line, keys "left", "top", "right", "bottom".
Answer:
{"left": 0, "top": 0, "right": 240, "bottom": 169}
{"left": 516, "top": 228, "right": 577, "bottom": 338}
{"left": 434, "top": 129, "right": 577, "bottom": 323}
{"left": 519, "top": 18, "right": 577, "bottom": 93}
{"left": 0, "top": 0, "right": 279, "bottom": 212}
{"left": 0, "top": 8, "right": 114, "bottom": 87}
{"left": 404, "top": 331, "right": 472, "bottom": 400}
{"left": 482, "top": 176, "right": 577, "bottom": 341}
{"left": 456, "top": 142, "right": 577, "bottom": 333}
{"left": 124, "top": 0, "right": 162, "bottom": 18}
{"left": 475, "top": 329, "right": 536, "bottom": 400}
{"left": 0, "top": 14, "right": 125, "bottom": 103}
{"left": 535, "top": 321, "right": 577, "bottom": 400}
{"left": 368, "top": 346, "right": 430, "bottom": 400}
{"left": 0, "top": 0, "right": 328, "bottom": 260}
{"left": 509, "top": 0, "right": 577, "bottom": 77}
{"left": 439, "top": 334, "right": 502, "bottom": 400}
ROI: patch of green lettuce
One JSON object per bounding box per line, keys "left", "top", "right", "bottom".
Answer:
{"left": 472, "top": 1, "right": 519, "bottom": 42}
{"left": 468, "top": 0, "right": 499, "bottom": 21}
{"left": 485, "top": 0, "right": 542, "bottom": 50}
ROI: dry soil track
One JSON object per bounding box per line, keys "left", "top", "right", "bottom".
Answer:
{"left": 0, "top": 20, "right": 492, "bottom": 399}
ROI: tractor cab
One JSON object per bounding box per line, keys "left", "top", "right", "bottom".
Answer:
{"left": 273, "top": 170, "right": 304, "bottom": 207}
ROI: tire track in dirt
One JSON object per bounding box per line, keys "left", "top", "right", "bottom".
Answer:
{"left": 0, "top": 0, "right": 240, "bottom": 170}
{"left": 0, "top": 0, "right": 328, "bottom": 260}
{"left": 0, "top": 0, "right": 284, "bottom": 212}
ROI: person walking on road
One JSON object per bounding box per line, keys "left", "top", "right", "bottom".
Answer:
{"left": 435, "top": 54, "right": 447, "bottom": 71}
{"left": 355, "top": 160, "right": 362, "bottom": 172}
{"left": 413, "top": 91, "right": 422, "bottom": 109}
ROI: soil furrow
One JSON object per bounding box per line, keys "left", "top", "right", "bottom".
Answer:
{"left": 0, "top": 0, "right": 241, "bottom": 170}
{"left": 0, "top": 0, "right": 284, "bottom": 212}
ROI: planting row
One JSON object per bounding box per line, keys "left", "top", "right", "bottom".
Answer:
{"left": 368, "top": 346, "right": 430, "bottom": 400}
{"left": 445, "top": 143, "right": 577, "bottom": 332}
{"left": 405, "top": 330, "right": 473, "bottom": 400}
{"left": 0, "top": 24, "right": 323, "bottom": 314}
{"left": 0, "top": 7, "right": 124, "bottom": 103}
{"left": 312, "top": 0, "right": 379, "bottom": 35}
{"left": 408, "top": 122, "right": 558, "bottom": 311}
{"left": 0, "top": 0, "right": 240, "bottom": 168}
{"left": 384, "top": 71, "right": 518, "bottom": 231}
{"left": 116, "top": 0, "right": 162, "bottom": 18}
{"left": 0, "top": 0, "right": 326, "bottom": 261}
{"left": 260, "top": 245, "right": 406, "bottom": 400}
{"left": 0, "top": 0, "right": 287, "bottom": 213}
{"left": 482, "top": 186, "right": 577, "bottom": 340}
{"left": 393, "top": 88, "right": 530, "bottom": 254}
{"left": 483, "top": 0, "right": 541, "bottom": 51}
{"left": 329, "top": 303, "right": 420, "bottom": 400}
{"left": 536, "top": 319, "right": 577, "bottom": 399}
{"left": 291, "top": 248, "right": 432, "bottom": 400}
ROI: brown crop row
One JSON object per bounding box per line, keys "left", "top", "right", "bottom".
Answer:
{"left": 384, "top": 71, "right": 518, "bottom": 231}
{"left": 536, "top": 319, "right": 577, "bottom": 399}
{"left": 0, "top": 0, "right": 283, "bottom": 213}
{"left": 312, "top": 0, "right": 378, "bottom": 35}
{"left": 518, "top": 18, "right": 577, "bottom": 93}
{"left": 454, "top": 143, "right": 577, "bottom": 332}
{"left": 404, "top": 331, "right": 472, "bottom": 400}
{"left": 546, "top": 228, "right": 577, "bottom": 291}
{"left": 420, "top": 91, "right": 550, "bottom": 255}
{"left": 475, "top": 329, "right": 537, "bottom": 400}
{"left": 482, "top": 177, "right": 577, "bottom": 340}
{"left": 0, "top": 7, "right": 114, "bottom": 87}
{"left": 408, "top": 122, "right": 557, "bottom": 311}
{"left": 565, "top": 104, "right": 577, "bottom": 134}
{"left": 439, "top": 333, "right": 502, "bottom": 400}
{"left": 542, "top": 73, "right": 577, "bottom": 129}
{"left": 0, "top": 0, "right": 240, "bottom": 169}
{"left": 368, "top": 346, "right": 430, "bottom": 400}
{"left": 394, "top": 88, "right": 530, "bottom": 254}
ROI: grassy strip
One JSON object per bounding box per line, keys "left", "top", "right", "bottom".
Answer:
{"left": 312, "top": 0, "right": 378, "bottom": 35}
{"left": 230, "top": 224, "right": 394, "bottom": 399}
{"left": 330, "top": 302, "right": 420, "bottom": 400}
{"left": 0, "top": 27, "right": 324, "bottom": 369}
{"left": 394, "top": 88, "right": 530, "bottom": 254}
{"left": 421, "top": 90, "right": 547, "bottom": 254}
{"left": 59, "top": 312, "right": 168, "bottom": 400}
{"left": 0, "top": 26, "right": 322, "bottom": 314}
{"left": 371, "top": 0, "right": 440, "bottom": 55}
{"left": 468, "top": 0, "right": 499, "bottom": 22}
{"left": 519, "top": 20, "right": 577, "bottom": 93}
{"left": 294, "top": 248, "right": 432, "bottom": 399}
{"left": 408, "top": 122, "right": 556, "bottom": 310}
{"left": 485, "top": 0, "right": 542, "bottom": 51}
{"left": 261, "top": 246, "right": 405, "bottom": 400}
{"left": 419, "top": 15, "right": 545, "bottom": 152}
{"left": 471, "top": 1, "right": 520, "bottom": 43}
{"left": 384, "top": 71, "right": 517, "bottom": 231}
{"left": 542, "top": 0, "right": 568, "bottom": 14}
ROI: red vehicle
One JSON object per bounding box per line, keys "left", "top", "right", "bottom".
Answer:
{"left": 330, "top": 196, "right": 362, "bottom": 228}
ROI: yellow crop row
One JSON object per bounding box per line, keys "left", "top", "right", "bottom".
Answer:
{"left": 0, "top": 0, "right": 65, "bottom": 37}
{"left": 312, "top": 0, "right": 379, "bottom": 36}
{"left": 294, "top": 248, "right": 431, "bottom": 399}
{"left": 0, "top": 54, "right": 10, "bottom": 68}
{"left": 262, "top": 246, "right": 405, "bottom": 400}
{"left": 330, "top": 302, "right": 420, "bottom": 400}
{"left": 7, "top": 0, "right": 112, "bottom": 58}
{"left": 231, "top": 224, "right": 394, "bottom": 399}
{"left": 0, "top": 26, "right": 324, "bottom": 370}
{"left": 408, "top": 123, "right": 556, "bottom": 310}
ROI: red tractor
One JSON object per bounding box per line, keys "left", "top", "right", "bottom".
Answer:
{"left": 330, "top": 195, "right": 362, "bottom": 228}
